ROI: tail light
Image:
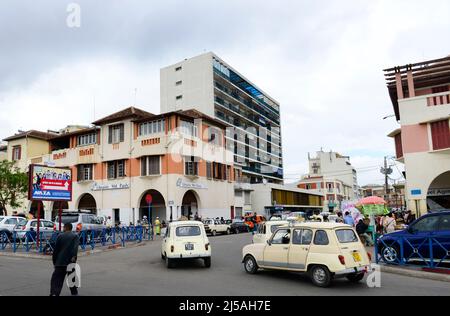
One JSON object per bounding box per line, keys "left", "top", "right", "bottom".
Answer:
{"left": 53, "top": 224, "right": 56, "bottom": 231}
{"left": 76, "top": 223, "right": 82, "bottom": 232}
{"left": 170, "top": 245, "right": 174, "bottom": 253}
{"left": 367, "top": 252, "right": 372, "bottom": 261}
{"left": 338, "top": 255, "right": 346, "bottom": 265}
{"left": 205, "top": 243, "right": 210, "bottom": 251}
{"left": 21, "top": 225, "right": 27, "bottom": 230}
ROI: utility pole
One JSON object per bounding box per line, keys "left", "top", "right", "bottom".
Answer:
{"left": 384, "top": 156, "right": 389, "bottom": 198}
{"left": 380, "top": 156, "right": 393, "bottom": 201}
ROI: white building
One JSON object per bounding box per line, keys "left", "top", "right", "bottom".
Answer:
{"left": 160, "top": 52, "right": 283, "bottom": 185}
{"left": 297, "top": 176, "right": 353, "bottom": 212}
{"left": 306, "top": 150, "right": 359, "bottom": 199}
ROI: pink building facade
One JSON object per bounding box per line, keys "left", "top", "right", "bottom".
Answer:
{"left": 385, "top": 55, "right": 450, "bottom": 216}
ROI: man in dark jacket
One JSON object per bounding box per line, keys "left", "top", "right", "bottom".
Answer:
{"left": 50, "top": 223, "right": 80, "bottom": 296}
{"left": 356, "top": 219, "right": 374, "bottom": 246}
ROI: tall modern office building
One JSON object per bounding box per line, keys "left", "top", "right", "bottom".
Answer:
{"left": 161, "top": 52, "right": 283, "bottom": 184}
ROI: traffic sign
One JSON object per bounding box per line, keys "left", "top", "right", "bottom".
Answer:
{"left": 145, "top": 194, "right": 153, "bottom": 204}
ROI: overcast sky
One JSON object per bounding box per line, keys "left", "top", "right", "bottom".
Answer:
{"left": 1, "top": 0, "right": 449, "bottom": 185}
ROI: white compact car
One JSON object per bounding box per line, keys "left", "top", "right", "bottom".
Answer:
{"left": 161, "top": 221, "right": 211, "bottom": 268}
{"left": 203, "top": 218, "right": 231, "bottom": 236}
{"left": 252, "top": 220, "right": 289, "bottom": 244}
{"left": 242, "top": 222, "right": 371, "bottom": 287}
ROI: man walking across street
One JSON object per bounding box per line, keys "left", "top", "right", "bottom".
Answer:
{"left": 50, "top": 223, "right": 80, "bottom": 296}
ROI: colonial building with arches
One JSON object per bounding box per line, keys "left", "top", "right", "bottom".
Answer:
{"left": 16, "top": 107, "right": 239, "bottom": 223}
{"left": 3, "top": 106, "right": 324, "bottom": 222}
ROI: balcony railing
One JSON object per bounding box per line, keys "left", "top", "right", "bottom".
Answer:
{"left": 427, "top": 91, "right": 450, "bottom": 107}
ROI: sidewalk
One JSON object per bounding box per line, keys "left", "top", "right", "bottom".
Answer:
{"left": 365, "top": 246, "right": 450, "bottom": 283}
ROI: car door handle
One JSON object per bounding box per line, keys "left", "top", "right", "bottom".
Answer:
{"left": 283, "top": 247, "right": 289, "bottom": 250}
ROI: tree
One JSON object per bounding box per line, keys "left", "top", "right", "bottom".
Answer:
{"left": 0, "top": 160, "right": 29, "bottom": 215}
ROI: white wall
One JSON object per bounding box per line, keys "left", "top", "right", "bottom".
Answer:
{"left": 160, "top": 52, "right": 215, "bottom": 116}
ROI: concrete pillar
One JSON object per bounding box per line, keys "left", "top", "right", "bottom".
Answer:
{"left": 407, "top": 67, "right": 415, "bottom": 98}
{"left": 395, "top": 69, "right": 404, "bottom": 99}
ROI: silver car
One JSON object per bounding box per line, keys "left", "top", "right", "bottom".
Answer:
{"left": 0, "top": 216, "right": 28, "bottom": 241}
{"left": 54, "top": 212, "right": 106, "bottom": 232}
{"left": 13, "top": 219, "right": 55, "bottom": 241}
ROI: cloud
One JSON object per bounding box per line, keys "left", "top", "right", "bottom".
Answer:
{"left": 0, "top": 0, "right": 448, "bottom": 186}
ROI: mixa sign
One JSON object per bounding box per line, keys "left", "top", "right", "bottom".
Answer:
{"left": 29, "top": 165, "right": 72, "bottom": 201}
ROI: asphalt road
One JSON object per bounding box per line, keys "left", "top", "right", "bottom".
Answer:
{"left": 0, "top": 233, "right": 448, "bottom": 296}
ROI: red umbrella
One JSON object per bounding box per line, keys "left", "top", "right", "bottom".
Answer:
{"left": 358, "top": 196, "right": 386, "bottom": 205}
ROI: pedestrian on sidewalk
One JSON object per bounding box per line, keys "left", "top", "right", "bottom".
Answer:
{"left": 344, "top": 212, "right": 354, "bottom": 226}
{"left": 383, "top": 213, "right": 396, "bottom": 234}
{"left": 154, "top": 217, "right": 161, "bottom": 235}
{"left": 50, "top": 223, "right": 80, "bottom": 296}
{"left": 335, "top": 212, "right": 344, "bottom": 223}
{"left": 404, "top": 210, "right": 416, "bottom": 225}
{"left": 356, "top": 218, "right": 374, "bottom": 246}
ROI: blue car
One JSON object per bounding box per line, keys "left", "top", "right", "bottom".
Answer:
{"left": 377, "top": 211, "right": 450, "bottom": 266}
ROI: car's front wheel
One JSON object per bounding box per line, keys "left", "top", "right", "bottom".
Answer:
{"left": 309, "top": 265, "right": 332, "bottom": 287}
{"left": 243, "top": 255, "right": 258, "bottom": 274}
{"left": 212, "top": 230, "right": 217, "bottom": 236}
{"left": 346, "top": 272, "right": 365, "bottom": 283}
{"left": 380, "top": 245, "right": 400, "bottom": 263}
{"left": 226, "top": 228, "right": 231, "bottom": 235}
{"left": 204, "top": 257, "right": 211, "bottom": 268}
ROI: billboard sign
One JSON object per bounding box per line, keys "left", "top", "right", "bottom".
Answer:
{"left": 29, "top": 165, "right": 72, "bottom": 201}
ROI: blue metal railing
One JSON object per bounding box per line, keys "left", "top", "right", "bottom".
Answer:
{"left": 375, "top": 236, "right": 450, "bottom": 269}
{"left": 0, "top": 225, "right": 154, "bottom": 254}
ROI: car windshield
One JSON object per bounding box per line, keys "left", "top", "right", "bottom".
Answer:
{"left": 56, "top": 215, "right": 79, "bottom": 224}
{"left": 336, "top": 229, "right": 358, "bottom": 243}
{"left": 270, "top": 225, "right": 283, "bottom": 233}
{"left": 176, "top": 226, "right": 201, "bottom": 237}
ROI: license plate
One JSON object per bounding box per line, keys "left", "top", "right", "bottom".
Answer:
{"left": 352, "top": 252, "right": 362, "bottom": 262}
{"left": 185, "top": 243, "right": 194, "bottom": 251}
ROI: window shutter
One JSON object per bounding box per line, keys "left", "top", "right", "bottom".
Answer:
{"left": 120, "top": 124, "right": 125, "bottom": 142}
{"left": 141, "top": 157, "right": 146, "bottom": 176}
{"left": 431, "top": 120, "right": 450, "bottom": 150}
{"left": 108, "top": 126, "right": 112, "bottom": 144}
{"left": 18, "top": 146, "right": 22, "bottom": 160}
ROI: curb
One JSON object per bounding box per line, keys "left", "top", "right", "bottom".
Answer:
{"left": 379, "top": 264, "right": 450, "bottom": 283}
{"left": 0, "top": 241, "right": 150, "bottom": 260}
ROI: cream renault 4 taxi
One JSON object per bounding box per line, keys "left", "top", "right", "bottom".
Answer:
{"left": 242, "top": 222, "right": 371, "bottom": 287}
{"left": 252, "top": 220, "right": 289, "bottom": 244}
{"left": 161, "top": 220, "right": 211, "bottom": 268}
